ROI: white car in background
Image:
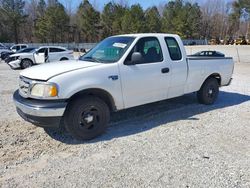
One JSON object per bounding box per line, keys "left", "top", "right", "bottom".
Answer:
{"left": 0, "top": 44, "right": 28, "bottom": 57}
{"left": 10, "top": 44, "right": 28, "bottom": 52}
{"left": 8, "top": 46, "right": 74, "bottom": 69}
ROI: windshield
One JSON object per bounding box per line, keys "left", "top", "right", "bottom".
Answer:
{"left": 79, "top": 36, "right": 135, "bottom": 63}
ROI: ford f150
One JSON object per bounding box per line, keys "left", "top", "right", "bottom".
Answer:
{"left": 13, "top": 34, "right": 234, "bottom": 140}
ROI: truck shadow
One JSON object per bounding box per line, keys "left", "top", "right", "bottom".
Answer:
{"left": 45, "top": 91, "right": 250, "bottom": 144}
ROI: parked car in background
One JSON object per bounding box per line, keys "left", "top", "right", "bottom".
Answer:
{"left": 10, "top": 44, "right": 28, "bottom": 52}
{"left": 0, "top": 44, "right": 11, "bottom": 55}
{"left": 8, "top": 46, "right": 74, "bottom": 69}
{"left": 1, "top": 44, "right": 28, "bottom": 57}
{"left": 190, "top": 51, "right": 225, "bottom": 57}
{"left": 208, "top": 38, "right": 221, "bottom": 45}
{"left": 0, "top": 43, "right": 7, "bottom": 49}
{"left": 2, "top": 47, "right": 36, "bottom": 61}
{"left": 235, "top": 36, "right": 248, "bottom": 45}
{"left": 13, "top": 33, "right": 234, "bottom": 140}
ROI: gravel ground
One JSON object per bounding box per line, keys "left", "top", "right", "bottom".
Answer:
{"left": 0, "top": 60, "right": 249, "bottom": 187}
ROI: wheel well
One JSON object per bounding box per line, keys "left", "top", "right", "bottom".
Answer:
{"left": 67, "top": 88, "right": 116, "bottom": 111}
{"left": 21, "top": 58, "right": 33, "bottom": 64}
{"left": 206, "top": 73, "right": 221, "bottom": 85}
{"left": 60, "top": 57, "right": 68, "bottom": 61}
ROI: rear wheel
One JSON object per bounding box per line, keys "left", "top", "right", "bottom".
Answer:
{"left": 64, "top": 96, "right": 110, "bottom": 140}
{"left": 21, "top": 59, "right": 33, "bottom": 69}
{"left": 197, "top": 77, "right": 219, "bottom": 105}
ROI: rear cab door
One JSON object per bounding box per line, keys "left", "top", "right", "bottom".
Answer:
{"left": 119, "top": 35, "right": 171, "bottom": 108}
{"left": 164, "top": 35, "right": 188, "bottom": 98}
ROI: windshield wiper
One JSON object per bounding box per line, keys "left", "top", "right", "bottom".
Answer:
{"left": 82, "top": 57, "right": 102, "bottom": 63}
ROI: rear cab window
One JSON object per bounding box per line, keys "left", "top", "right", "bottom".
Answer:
{"left": 165, "top": 37, "right": 182, "bottom": 61}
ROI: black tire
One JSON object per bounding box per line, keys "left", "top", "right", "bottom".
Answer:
{"left": 64, "top": 96, "right": 110, "bottom": 140}
{"left": 197, "top": 77, "right": 219, "bottom": 105}
{"left": 60, "top": 57, "right": 68, "bottom": 61}
{"left": 21, "top": 59, "right": 33, "bottom": 69}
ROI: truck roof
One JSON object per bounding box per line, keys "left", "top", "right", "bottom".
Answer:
{"left": 116, "top": 33, "right": 179, "bottom": 38}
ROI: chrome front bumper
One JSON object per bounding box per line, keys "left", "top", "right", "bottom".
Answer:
{"left": 14, "top": 97, "right": 65, "bottom": 117}
{"left": 13, "top": 90, "right": 67, "bottom": 127}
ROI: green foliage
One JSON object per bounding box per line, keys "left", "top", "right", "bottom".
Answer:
{"left": 162, "top": 0, "right": 201, "bottom": 38}
{"left": 230, "top": 0, "right": 250, "bottom": 37}
{"left": 0, "top": 0, "right": 27, "bottom": 42}
{"left": 77, "top": 0, "right": 100, "bottom": 42}
{"left": 144, "top": 6, "right": 162, "bottom": 33}
{"left": 35, "top": 1, "right": 69, "bottom": 42}
{"left": 101, "top": 2, "right": 127, "bottom": 38}
{"left": 0, "top": 0, "right": 248, "bottom": 43}
{"left": 121, "top": 4, "right": 146, "bottom": 33}
{"left": 238, "top": 0, "right": 250, "bottom": 13}
{"left": 37, "top": 0, "right": 46, "bottom": 18}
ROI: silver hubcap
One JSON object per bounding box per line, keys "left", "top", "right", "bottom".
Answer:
{"left": 23, "top": 61, "right": 31, "bottom": 68}
{"left": 84, "top": 114, "right": 94, "bottom": 123}
{"left": 208, "top": 89, "right": 213, "bottom": 95}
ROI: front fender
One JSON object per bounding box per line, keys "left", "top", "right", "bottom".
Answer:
{"left": 49, "top": 64, "right": 124, "bottom": 110}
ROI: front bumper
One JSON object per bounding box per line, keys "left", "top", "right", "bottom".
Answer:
{"left": 13, "top": 90, "right": 67, "bottom": 128}
{"left": 8, "top": 59, "right": 21, "bottom": 69}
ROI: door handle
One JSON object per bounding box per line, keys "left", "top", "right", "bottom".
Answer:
{"left": 161, "top": 67, "right": 170, "bottom": 73}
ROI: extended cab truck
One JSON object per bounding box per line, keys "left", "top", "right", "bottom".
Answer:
{"left": 13, "top": 34, "right": 234, "bottom": 140}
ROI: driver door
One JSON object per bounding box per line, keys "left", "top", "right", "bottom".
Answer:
{"left": 120, "top": 37, "right": 170, "bottom": 108}
{"left": 34, "top": 48, "right": 46, "bottom": 64}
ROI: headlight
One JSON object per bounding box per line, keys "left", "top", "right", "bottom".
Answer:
{"left": 30, "top": 83, "right": 58, "bottom": 98}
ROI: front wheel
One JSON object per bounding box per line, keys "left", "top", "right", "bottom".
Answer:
{"left": 64, "top": 96, "right": 110, "bottom": 140}
{"left": 197, "top": 77, "right": 219, "bottom": 105}
{"left": 21, "top": 59, "right": 33, "bottom": 69}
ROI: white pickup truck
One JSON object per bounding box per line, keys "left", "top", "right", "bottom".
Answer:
{"left": 13, "top": 34, "right": 234, "bottom": 140}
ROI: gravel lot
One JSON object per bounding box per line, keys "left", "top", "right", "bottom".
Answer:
{"left": 0, "top": 60, "right": 249, "bottom": 187}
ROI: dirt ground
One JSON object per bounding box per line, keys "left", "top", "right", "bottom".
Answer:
{"left": 0, "top": 61, "right": 249, "bottom": 187}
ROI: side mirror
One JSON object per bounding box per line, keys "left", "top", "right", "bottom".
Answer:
{"left": 124, "top": 52, "right": 142, "bottom": 65}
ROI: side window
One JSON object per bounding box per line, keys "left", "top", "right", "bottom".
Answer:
{"left": 165, "top": 37, "right": 182, "bottom": 61}
{"left": 21, "top": 45, "right": 27, "bottom": 49}
{"left": 37, "top": 48, "right": 46, "bottom": 53}
{"left": 16, "top": 46, "right": 21, "bottom": 51}
{"left": 50, "top": 48, "right": 65, "bottom": 53}
{"left": 125, "top": 37, "right": 163, "bottom": 64}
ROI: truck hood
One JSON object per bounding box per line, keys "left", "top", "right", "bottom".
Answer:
{"left": 20, "top": 60, "right": 102, "bottom": 81}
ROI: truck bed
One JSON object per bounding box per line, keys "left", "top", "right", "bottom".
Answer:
{"left": 184, "top": 56, "right": 234, "bottom": 94}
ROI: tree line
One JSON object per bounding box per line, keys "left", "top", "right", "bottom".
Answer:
{"left": 0, "top": 0, "right": 249, "bottom": 43}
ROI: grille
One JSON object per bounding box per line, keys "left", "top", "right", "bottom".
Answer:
{"left": 19, "top": 76, "right": 31, "bottom": 98}
{"left": 6, "top": 56, "right": 18, "bottom": 63}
